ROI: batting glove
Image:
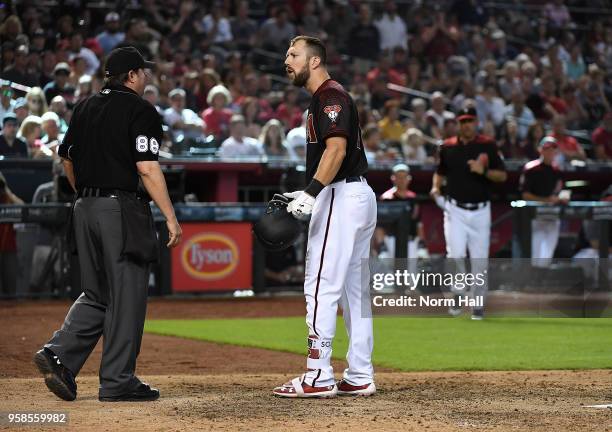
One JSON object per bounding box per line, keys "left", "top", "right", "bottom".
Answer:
{"left": 284, "top": 191, "right": 315, "bottom": 220}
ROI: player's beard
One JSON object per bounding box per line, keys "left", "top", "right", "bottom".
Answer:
{"left": 290, "top": 65, "right": 310, "bottom": 88}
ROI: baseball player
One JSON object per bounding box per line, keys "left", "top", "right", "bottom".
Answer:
{"left": 430, "top": 107, "right": 507, "bottom": 320}
{"left": 274, "top": 36, "right": 376, "bottom": 398}
{"left": 519, "top": 136, "right": 566, "bottom": 265}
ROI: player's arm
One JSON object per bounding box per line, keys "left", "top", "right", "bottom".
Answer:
{"left": 430, "top": 172, "right": 444, "bottom": 197}
{"left": 521, "top": 191, "right": 559, "bottom": 203}
{"left": 312, "top": 136, "right": 346, "bottom": 185}
{"left": 483, "top": 168, "right": 507, "bottom": 183}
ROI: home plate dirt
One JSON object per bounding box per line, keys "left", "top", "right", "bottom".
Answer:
{"left": 1, "top": 300, "right": 611, "bottom": 431}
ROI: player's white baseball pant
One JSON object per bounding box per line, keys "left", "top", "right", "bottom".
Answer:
{"left": 443, "top": 200, "right": 490, "bottom": 302}
{"left": 531, "top": 219, "right": 560, "bottom": 266}
{"left": 302, "top": 178, "right": 377, "bottom": 387}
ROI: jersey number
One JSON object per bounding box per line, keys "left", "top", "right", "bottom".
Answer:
{"left": 136, "top": 135, "right": 159, "bottom": 154}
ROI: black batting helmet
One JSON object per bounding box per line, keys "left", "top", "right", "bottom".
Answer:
{"left": 253, "top": 194, "right": 301, "bottom": 251}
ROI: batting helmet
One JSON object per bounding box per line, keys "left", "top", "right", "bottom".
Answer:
{"left": 253, "top": 194, "right": 301, "bottom": 251}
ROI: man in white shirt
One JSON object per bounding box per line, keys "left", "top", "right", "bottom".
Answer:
{"left": 218, "top": 115, "right": 262, "bottom": 159}
{"left": 163, "top": 88, "right": 205, "bottom": 142}
{"left": 67, "top": 32, "right": 100, "bottom": 76}
{"left": 373, "top": 0, "right": 407, "bottom": 51}
{"left": 504, "top": 89, "right": 536, "bottom": 140}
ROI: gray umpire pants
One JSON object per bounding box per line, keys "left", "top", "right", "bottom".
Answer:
{"left": 45, "top": 197, "right": 150, "bottom": 397}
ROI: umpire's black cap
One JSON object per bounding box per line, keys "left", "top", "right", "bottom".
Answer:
{"left": 104, "top": 46, "right": 155, "bottom": 77}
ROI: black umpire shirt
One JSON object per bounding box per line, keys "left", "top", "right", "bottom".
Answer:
{"left": 58, "top": 84, "right": 161, "bottom": 192}
{"left": 436, "top": 134, "right": 505, "bottom": 203}
{"left": 305, "top": 79, "right": 368, "bottom": 183}
{"left": 519, "top": 159, "right": 562, "bottom": 197}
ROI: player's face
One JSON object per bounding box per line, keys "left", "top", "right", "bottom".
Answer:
{"left": 285, "top": 42, "right": 310, "bottom": 88}
{"left": 459, "top": 118, "right": 477, "bottom": 139}
{"left": 392, "top": 171, "right": 410, "bottom": 189}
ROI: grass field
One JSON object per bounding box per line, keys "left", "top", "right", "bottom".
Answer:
{"left": 145, "top": 316, "right": 612, "bottom": 371}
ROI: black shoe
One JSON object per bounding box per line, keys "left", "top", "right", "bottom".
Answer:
{"left": 33, "top": 348, "right": 77, "bottom": 401}
{"left": 99, "top": 383, "right": 160, "bottom": 402}
{"left": 471, "top": 308, "right": 484, "bottom": 320}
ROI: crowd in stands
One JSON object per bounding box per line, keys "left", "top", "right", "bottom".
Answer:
{"left": 0, "top": 0, "right": 611, "bottom": 166}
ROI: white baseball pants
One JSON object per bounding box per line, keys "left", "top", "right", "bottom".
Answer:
{"left": 531, "top": 219, "right": 560, "bottom": 266}
{"left": 302, "top": 178, "right": 377, "bottom": 387}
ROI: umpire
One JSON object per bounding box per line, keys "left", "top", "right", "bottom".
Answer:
{"left": 34, "top": 47, "right": 182, "bottom": 402}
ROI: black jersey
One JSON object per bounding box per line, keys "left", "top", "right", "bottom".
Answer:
{"left": 58, "top": 84, "right": 162, "bottom": 192}
{"left": 519, "top": 159, "right": 562, "bottom": 197}
{"left": 305, "top": 79, "right": 367, "bottom": 183}
{"left": 436, "top": 134, "right": 505, "bottom": 203}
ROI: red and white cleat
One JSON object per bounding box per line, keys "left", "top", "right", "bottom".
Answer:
{"left": 336, "top": 379, "right": 376, "bottom": 396}
{"left": 273, "top": 374, "right": 338, "bottom": 398}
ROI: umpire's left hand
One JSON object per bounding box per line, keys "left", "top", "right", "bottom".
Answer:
{"left": 166, "top": 219, "right": 182, "bottom": 248}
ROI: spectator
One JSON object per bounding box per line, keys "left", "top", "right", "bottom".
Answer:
{"left": 523, "top": 121, "right": 546, "bottom": 161}
{"left": 25, "top": 87, "right": 48, "bottom": 117}
{"left": 202, "top": 84, "right": 233, "bottom": 142}
{"left": 275, "top": 87, "right": 303, "bottom": 130}
{"left": 218, "top": 114, "right": 262, "bottom": 159}
{"left": 406, "top": 98, "right": 432, "bottom": 137}
{"left": 592, "top": 112, "right": 612, "bottom": 161}
{"left": 163, "top": 88, "right": 205, "bottom": 144}
{"left": 13, "top": 97, "right": 28, "bottom": 125}
{"left": 259, "top": 119, "right": 288, "bottom": 158}
{"left": 544, "top": 0, "right": 572, "bottom": 29}
{"left": 258, "top": 6, "right": 295, "bottom": 52}
{"left": 0, "top": 113, "right": 27, "bottom": 158}
{"left": 49, "top": 96, "right": 69, "bottom": 132}
{"left": 67, "top": 32, "right": 100, "bottom": 76}
{"left": 75, "top": 75, "right": 93, "bottom": 103}
{"left": 68, "top": 56, "right": 88, "bottom": 88}
{"left": 374, "top": 0, "right": 407, "bottom": 51}
{"left": 505, "top": 90, "right": 536, "bottom": 140}
{"left": 426, "top": 91, "right": 455, "bottom": 136}
{"left": 362, "top": 123, "right": 382, "bottom": 164}
{"left": 348, "top": 4, "right": 380, "bottom": 63}
{"left": 565, "top": 45, "right": 586, "bottom": 81}
{"left": 43, "top": 62, "right": 75, "bottom": 105}
{"left": 143, "top": 85, "right": 162, "bottom": 115}
{"left": 286, "top": 111, "right": 307, "bottom": 161}
{"left": 96, "top": 12, "right": 125, "bottom": 55}
{"left": 401, "top": 128, "right": 428, "bottom": 163}
{"left": 378, "top": 99, "right": 404, "bottom": 142}
{"left": 498, "top": 119, "right": 523, "bottom": 159}
{"left": 240, "top": 96, "right": 263, "bottom": 139}
{"left": 40, "top": 111, "right": 63, "bottom": 148}
{"left": 490, "top": 30, "right": 518, "bottom": 66}
{"left": 231, "top": 1, "right": 257, "bottom": 52}
{"left": 582, "top": 81, "right": 609, "bottom": 130}
{"left": 0, "top": 80, "right": 15, "bottom": 120}
{"left": 202, "top": 2, "right": 233, "bottom": 47}
{"left": 475, "top": 84, "right": 506, "bottom": 129}
{"left": 421, "top": 8, "right": 459, "bottom": 61}
{"left": 18, "top": 115, "right": 46, "bottom": 158}
{"left": 498, "top": 61, "right": 520, "bottom": 101}
{"left": 551, "top": 114, "right": 587, "bottom": 162}
{"left": 560, "top": 83, "right": 587, "bottom": 129}
{"left": 0, "top": 171, "right": 24, "bottom": 297}
{"left": 1, "top": 44, "right": 38, "bottom": 88}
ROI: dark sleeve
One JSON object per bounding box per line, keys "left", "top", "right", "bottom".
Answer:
{"left": 487, "top": 141, "right": 505, "bottom": 170}
{"left": 519, "top": 168, "right": 531, "bottom": 193}
{"left": 130, "top": 102, "right": 163, "bottom": 162}
{"left": 436, "top": 146, "right": 447, "bottom": 175}
{"left": 317, "top": 89, "right": 350, "bottom": 142}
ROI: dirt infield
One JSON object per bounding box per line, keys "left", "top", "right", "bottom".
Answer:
{"left": 1, "top": 298, "right": 611, "bottom": 431}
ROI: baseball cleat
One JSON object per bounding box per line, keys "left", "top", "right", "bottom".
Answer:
{"left": 33, "top": 348, "right": 77, "bottom": 401}
{"left": 448, "top": 306, "right": 463, "bottom": 317}
{"left": 471, "top": 308, "right": 484, "bottom": 320}
{"left": 337, "top": 380, "right": 376, "bottom": 396}
{"left": 273, "top": 374, "right": 337, "bottom": 398}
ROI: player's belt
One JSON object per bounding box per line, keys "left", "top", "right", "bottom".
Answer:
{"left": 79, "top": 187, "right": 139, "bottom": 199}
{"left": 448, "top": 197, "right": 488, "bottom": 211}
{"left": 345, "top": 176, "right": 365, "bottom": 183}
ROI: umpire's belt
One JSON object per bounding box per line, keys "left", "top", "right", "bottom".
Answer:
{"left": 448, "top": 197, "right": 488, "bottom": 211}
{"left": 79, "top": 187, "right": 140, "bottom": 199}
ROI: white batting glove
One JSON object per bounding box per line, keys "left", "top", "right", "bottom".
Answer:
{"left": 284, "top": 191, "right": 315, "bottom": 220}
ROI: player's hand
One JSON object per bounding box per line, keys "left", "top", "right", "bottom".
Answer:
{"left": 285, "top": 191, "right": 315, "bottom": 220}
{"left": 467, "top": 159, "right": 485, "bottom": 175}
{"left": 166, "top": 219, "right": 182, "bottom": 248}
